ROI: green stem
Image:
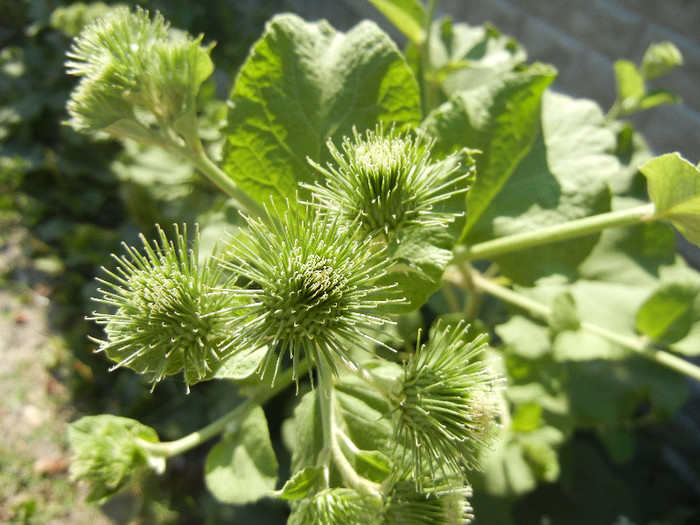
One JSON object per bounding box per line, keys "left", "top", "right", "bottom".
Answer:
{"left": 455, "top": 203, "right": 656, "bottom": 262}
{"left": 316, "top": 360, "right": 382, "bottom": 496}
{"left": 186, "top": 140, "right": 265, "bottom": 217}
{"left": 138, "top": 361, "right": 303, "bottom": 458}
{"left": 468, "top": 269, "right": 700, "bottom": 383}
{"left": 419, "top": 0, "right": 440, "bottom": 117}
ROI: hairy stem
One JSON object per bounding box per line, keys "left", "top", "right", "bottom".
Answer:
{"left": 419, "top": 0, "right": 440, "bottom": 117}
{"left": 138, "top": 360, "right": 305, "bottom": 458}
{"left": 186, "top": 139, "right": 265, "bottom": 217}
{"left": 454, "top": 203, "right": 656, "bottom": 262}
{"left": 316, "top": 360, "right": 382, "bottom": 496}
{"left": 467, "top": 269, "right": 700, "bottom": 382}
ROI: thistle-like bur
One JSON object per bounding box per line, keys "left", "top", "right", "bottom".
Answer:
{"left": 291, "top": 488, "right": 380, "bottom": 525}
{"left": 65, "top": 6, "right": 213, "bottom": 140}
{"left": 90, "top": 225, "right": 238, "bottom": 390}
{"left": 219, "top": 204, "right": 402, "bottom": 391}
{"left": 392, "top": 321, "right": 500, "bottom": 487}
{"left": 382, "top": 479, "right": 474, "bottom": 525}
{"left": 308, "top": 126, "right": 471, "bottom": 239}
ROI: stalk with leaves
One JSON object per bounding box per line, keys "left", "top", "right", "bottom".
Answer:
{"left": 66, "top": 2, "right": 700, "bottom": 523}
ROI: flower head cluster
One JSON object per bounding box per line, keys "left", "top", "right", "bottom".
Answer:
{"left": 392, "top": 321, "right": 500, "bottom": 487}
{"left": 308, "top": 125, "right": 471, "bottom": 239}
{"left": 219, "top": 203, "right": 402, "bottom": 391}
{"left": 90, "top": 225, "right": 238, "bottom": 390}
{"left": 66, "top": 6, "right": 213, "bottom": 140}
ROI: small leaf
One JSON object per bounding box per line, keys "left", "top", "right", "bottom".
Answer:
{"left": 635, "top": 281, "right": 700, "bottom": 345}
{"left": 204, "top": 406, "right": 278, "bottom": 504}
{"left": 376, "top": 225, "right": 455, "bottom": 312}
{"left": 222, "top": 14, "right": 421, "bottom": 205}
{"left": 548, "top": 292, "right": 580, "bottom": 334}
{"left": 641, "top": 152, "right": 700, "bottom": 247}
{"left": 367, "top": 0, "right": 425, "bottom": 45}
{"left": 614, "top": 59, "right": 645, "bottom": 102}
{"left": 637, "top": 89, "right": 681, "bottom": 111}
{"left": 275, "top": 466, "right": 321, "bottom": 501}
{"left": 68, "top": 415, "right": 162, "bottom": 503}
{"left": 640, "top": 41, "right": 683, "bottom": 80}
{"left": 354, "top": 450, "right": 393, "bottom": 482}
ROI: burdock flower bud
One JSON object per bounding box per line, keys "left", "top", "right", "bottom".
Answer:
{"left": 65, "top": 7, "right": 213, "bottom": 140}
{"left": 219, "top": 203, "right": 402, "bottom": 391}
{"left": 382, "top": 479, "right": 473, "bottom": 525}
{"left": 68, "top": 415, "right": 164, "bottom": 503}
{"left": 90, "top": 224, "right": 238, "bottom": 390}
{"left": 307, "top": 125, "right": 471, "bottom": 238}
{"left": 392, "top": 321, "right": 500, "bottom": 486}
{"left": 291, "top": 488, "right": 380, "bottom": 525}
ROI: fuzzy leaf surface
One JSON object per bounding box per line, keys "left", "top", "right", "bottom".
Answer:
{"left": 422, "top": 64, "right": 556, "bottom": 238}
{"left": 204, "top": 405, "right": 278, "bottom": 504}
{"left": 641, "top": 152, "right": 700, "bottom": 247}
{"left": 222, "top": 14, "right": 421, "bottom": 205}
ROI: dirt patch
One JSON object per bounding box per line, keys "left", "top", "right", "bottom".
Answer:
{"left": 0, "top": 230, "right": 112, "bottom": 524}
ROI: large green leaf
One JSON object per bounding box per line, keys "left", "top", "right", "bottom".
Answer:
{"left": 422, "top": 64, "right": 556, "bottom": 238}
{"left": 640, "top": 152, "right": 700, "bottom": 248}
{"left": 222, "top": 14, "right": 421, "bottom": 205}
{"left": 204, "top": 406, "right": 278, "bottom": 504}
{"left": 467, "top": 91, "right": 620, "bottom": 284}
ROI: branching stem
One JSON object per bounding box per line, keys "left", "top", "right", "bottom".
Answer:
{"left": 138, "top": 360, "right": 306, "bottom": 458}
{"left": 466, "top": 269, "right": 700, "bottom": 382}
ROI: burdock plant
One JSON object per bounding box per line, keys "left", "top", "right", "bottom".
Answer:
{"left": 64, "top": 2, "right": 700, "bottom": 523}
{"left": 65, "top": 8, "right": 500, "bottom": 523}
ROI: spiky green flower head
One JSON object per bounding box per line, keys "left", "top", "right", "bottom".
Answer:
{"left": 66, "top": 6, "right": 213, "bottom": 140}
{"left": 90, "top": 224, "right": 238, "bottom": 390}
{"left": 290, "top": 488, "right": 380, "bottom": 525}
{"left": 391, "top": 321, "right": 501, "bottom": 488}
{"left": 382, "top": 478, "right": 473, "bottom": 525}
{"left": 219, "top": 203, "right": 402, "bottom": 391}
{"left": 307, "top": 125, "right": 471, "bottom": 240}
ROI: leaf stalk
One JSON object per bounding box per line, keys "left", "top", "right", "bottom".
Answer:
{"left": 455, "top": 203, "right": 656, "bottom": 262}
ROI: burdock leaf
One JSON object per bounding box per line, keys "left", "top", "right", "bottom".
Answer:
{"left": 222, "top": 14, "right": 421, "bottom": 204}
{"left": 204, "top": 406, "right": 278, "bottom": 504}
{"left": 640, "top": 152, "right": 700, "bottom": 248}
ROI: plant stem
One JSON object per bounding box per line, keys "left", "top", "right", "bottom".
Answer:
{"left": 138, "top": 361, "right": 303, "bottom": 458}
{"left": 316, "top": 360, "right": 382, "bottom": 496}
{"left": 468, "top": 269, "right": 700, "bottom": 383}
{"left": 419, "top": 0, "right": 440, "bottom": 117}
{"left": 187, "top": 140, "right": 265, "bottom": 217}
{"left": 454, "top": 203, "right": 656, "bottom": 262}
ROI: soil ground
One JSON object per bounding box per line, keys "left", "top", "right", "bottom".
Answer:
{"left": 0, "top": 228, "right": 112, "bottom": 524}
